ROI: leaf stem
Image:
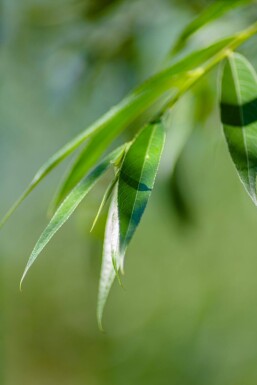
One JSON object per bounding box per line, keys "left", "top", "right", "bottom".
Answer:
{"left": 162, "top": 21, "right": 257, "bottom": 112}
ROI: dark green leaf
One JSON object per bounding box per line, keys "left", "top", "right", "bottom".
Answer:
{"left": 118, "top": 122, "right": 166, "bottom": 268}
{"left": 220, "top": 53, "right": 257, "bottom": 204}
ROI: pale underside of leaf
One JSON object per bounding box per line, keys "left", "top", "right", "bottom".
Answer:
{"left": 97, "top": 123, "right": 165, "bottom": 328}
{"left": 97, "top": 185, "right": 122, "bottom": 330}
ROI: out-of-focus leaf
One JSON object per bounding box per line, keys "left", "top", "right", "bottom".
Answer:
{"left": 168, "top": 158, "right": 195, "bottom": 226}
{"left": 20, "top": 145, "right": 126, "bottom": 288}
{"left": 51, "top": 130, "right": 113, "bottom": 212}
{"left": 162, "top": 93, "right": 195, "bottom": 176}
{"left": 161, "top": 94, "right": 195, "bottom": 224}
{"left": 171, "top": 0, "right": 254, "bottom": 55}
{"left": 118, "top": 122, "right": 166, "bottom": 269}
{"left": 97, "top": 185, "right": 120, "bottom": 330}
{"left": 2, "top": 24, "right": 257, "bottom": 227}
{"left": 220, "top": 53, "right": 257, "bottom": 204}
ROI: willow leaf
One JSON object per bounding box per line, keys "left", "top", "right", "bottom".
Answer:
{"left": 220, "top": 53, "right": 257, "bottom": 204}
{"left": 51, "top": 129, "right": 116, "bottom": 212}
{"left": 1, "top": 23, "right": 257, "bottom": 227}
{"left": 90, "top": 175, "right": 119, "bottom": 233}
{"left": 118, "top": 122, "right": 166, "bottom": 269}
{"left": 171, "top": 0, "right": 253, "bottom": 55}
{"left": 162, "top": 93, "right": 195, "bottom": 175}
{"left": 97, "top": 185, "right": 120, "bottom": 330}
{"left": 20, "top": 146, "right": 126, "bottom": 288}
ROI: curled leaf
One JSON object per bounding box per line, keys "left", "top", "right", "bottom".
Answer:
{"left": 220, "top": 53, "right": 257, "bottom": 204}
{"left": 97, "top": 122, "right": 165, "bottom": 328}
{"left": 97, "top": 185, "right": 121, "bottom": 330}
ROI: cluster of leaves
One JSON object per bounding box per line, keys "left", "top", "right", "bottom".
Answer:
{"left": 2, "top": 1, "right": 257, "bottom": 328}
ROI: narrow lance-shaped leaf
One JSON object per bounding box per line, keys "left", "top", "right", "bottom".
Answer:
{"left": 97, "top": 122, "right": 165, "bottom": 328}
{"left": 20, "top": 145, "right": 126, "bottom": 288}
{"left": 51, "top": 38, "right": 239, "bottom": 212}
{"left": 52, "top": 38, "right": 240, "bottom": 210}
{"left": 220, "top": 53, "right": 257, "bottom": 204}
{"left": 162, "top": 92, "right": 195, "bottom": 175}
{"left": 90, "top": 175, "right": 118, "bottom": 233}
{"left": 171, "top": 0, "right": 253, "bottom": 55}
{"left": 97, "top": 184, "right": 120, "bottom": 330}
{"left": 90, "top": 144, "right": 127, "bottom": 233}
{"left": 2, "top": 25, "right": 257, "bottom": 227}
{"left": 51, "top": 128, "right": 117, "bottom": 212}
{"left": 118, "top": 121, "right": 166, "bottom": 270}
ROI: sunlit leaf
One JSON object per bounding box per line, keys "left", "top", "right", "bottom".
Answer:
{"left": 97, "top": 122, "right": 165, "bottom": 328}
{"left": 97, "top": 184, "right": 120, "bottom": 331}
{"left": 220, "top": 53, "right": 257, "bottom": 204}
{"left": 171, "top": 0, "right": 253, "bottom": 55}
{"left": 1, "top": 24, "right": 257, "bottom": 227}
{"left": 53, "top": 37, "right": 240, "bottom": 212}
{"left": 20, "top": 145, "right": 126, "bottom": 288}
{"left": 118, "top": 121, "right": 166, "bottom": 270}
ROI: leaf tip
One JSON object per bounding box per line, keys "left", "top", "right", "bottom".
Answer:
{"left": 97, "top": 317, "right": 105, "bottom": 333}
{"left": 90, "top": 218, "right": 97, "bottom": 233}
{"left": 19, "top": 277, "right": 24, "bottom": 292}
{"left": 97, "top": 304, "right": 106, "bottom": 332}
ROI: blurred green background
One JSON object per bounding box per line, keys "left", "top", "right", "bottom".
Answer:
{"left": 1, "top": 0, "right": 257, "bottom": 384}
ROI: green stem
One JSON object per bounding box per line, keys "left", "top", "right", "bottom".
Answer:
{"left": 162, "top": 21, "right": 257, "bottom": 112}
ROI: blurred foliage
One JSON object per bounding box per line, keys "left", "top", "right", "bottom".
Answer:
{"left": 1, "top": 0, "right": 257, "bottom": 384}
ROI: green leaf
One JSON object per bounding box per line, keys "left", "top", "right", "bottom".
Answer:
{"left": 51, "top": 129, "right": 118, "bottom": 212}
{"left": 51, "top": 36, "right": 253, "bottom": 212}
{"left": 1, "top": 22, "right": 257, "bottom": 227}
{"left": 97, "top": 122, "right": 165, "bottom": 328}
{"left": 162, "top": 92, "right": 195, "bottom": 175}
{"left": 220, "top": 53, "right": 257, "bottom": 204}
{"left": 20, "top": 145, "right": 126, "bottom": 288}
{"left": 118, "top": 122, "right": 166, "bottom": 269}
{"left": 171, "top": 0, "right": 254, "bottom": 55}
{"left": 90, "top": 174, "right": 119, "bottom": 233}
{"left": 97, "top": 184, "right": 120, "bottom": 331}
